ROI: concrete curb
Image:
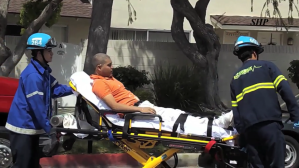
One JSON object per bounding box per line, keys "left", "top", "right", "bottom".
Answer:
{"left": 40, "top": 153, "right": 201, "bottom": 167}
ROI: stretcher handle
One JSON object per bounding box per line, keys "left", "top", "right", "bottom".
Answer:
{"left": 97, "top": 110, "right": 142, "bottom": 115}
{"left": 124, "top": 113, "right": 163, "bottom": 122}
{"left": 122, "top": 113, "right": 164, "bottom": 138}
{"left": 97, "top": 109, "right": 119, "bottom": 114}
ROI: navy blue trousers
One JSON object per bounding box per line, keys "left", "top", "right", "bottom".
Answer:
{"left": 244, "top": 121, "right": 285, "bottom": 168}
{"left": 10, "top": 131, "right": 40, "bottom": 168}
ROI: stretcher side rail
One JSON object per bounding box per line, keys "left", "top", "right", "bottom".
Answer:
{"left": 123, "top": 113, "right": 164, "bottom": 138}
{"left": 76, "top": 94, "right": 166, "bottom": 139}
{"left": 53, "top": 126, "right": 232, "bottom": 150}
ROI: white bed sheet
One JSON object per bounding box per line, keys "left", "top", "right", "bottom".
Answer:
{"left": 67, "top": 71, "right": 237, "bottom": 142}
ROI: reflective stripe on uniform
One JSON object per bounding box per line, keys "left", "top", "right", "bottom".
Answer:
{"left": 274, "top": 75, "right": 287, "bottom": 89}
{"left": 26, "top": 91, "right": 44, "bottom": 98}
{"left": 51, "top": 80, "right": 57, "bottom": 88}
{"left": 5, "top": 123, "right": 45, "bottom": 135}
{"left": 236, "top": 82, "right": 275, "bottom": 102}
{"left": 231, "top": 101, "right": 238, "bottom": 107}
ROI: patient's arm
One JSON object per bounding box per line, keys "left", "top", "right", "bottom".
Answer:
{"left": 92, "top": 79, "right": 156, "bottom": 114}
{"left": 102, "top": 94, "right": 144, "bottom": 113}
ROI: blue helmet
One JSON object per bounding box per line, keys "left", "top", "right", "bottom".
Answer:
{"left": 26, "top": 33, "right": 57, "bottom": 50}
{"left": 233, "top": 36, "right": 264, "bottom": 56}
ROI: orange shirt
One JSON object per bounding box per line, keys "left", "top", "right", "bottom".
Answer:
{"left": 90, "top": 74, "right": 139, "bottom": 106}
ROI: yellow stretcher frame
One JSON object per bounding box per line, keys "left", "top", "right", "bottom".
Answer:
{"left": 62, "top": 81, "right": 239, "bottom": 168}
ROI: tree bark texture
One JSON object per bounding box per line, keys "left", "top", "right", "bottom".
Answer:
{"left": 0, "top": 0, "right": 11, "bottom": 65}
{"left": 170, "top": 0, "right": 228, "bottom": 112}
{"left": 83, "top": 0, "right": 114, "bottom": 75}
{"left": 0, "top": 0, "right": 63, "bottom": 76}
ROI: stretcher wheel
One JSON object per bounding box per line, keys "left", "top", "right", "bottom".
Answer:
{"left": 161, "top": 161, "right": 171, "bottom": 168}
{"left": 42, "top": 133, "right": 60, "bottom": 156}
{"left": 153, "top": 152, "right": 178, "bottom": 168}
{"left": 198, "top": 152, "right": 214, "bottom": 167}
{"left": 62, "top": 137, "right": 76, "bottom": 151}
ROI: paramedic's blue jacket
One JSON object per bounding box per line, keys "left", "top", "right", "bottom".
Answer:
{"left": 5, "top": 58, "right": 73, "bottom": 135}
{"left": 230, "top": 60, "right": 299, "bottom": 134}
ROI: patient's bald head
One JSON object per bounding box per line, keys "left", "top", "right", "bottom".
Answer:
{"left": 93, "top": 53, "right": 113, "bottom": 77}
{"left": 92, "top": 53, "right": 110, "bottom": 68}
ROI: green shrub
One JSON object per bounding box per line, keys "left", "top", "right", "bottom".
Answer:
{"left": 113, "top": 65, "right": 151, "bottom": 92}
{"left": 151, "top": 64, "right": 205, "bottom": 113}
{"left": 133, "top": 88, "right": 155, "bottom": 104}
{"left": 287, "top": 60, "right": 299, "bottom": 88}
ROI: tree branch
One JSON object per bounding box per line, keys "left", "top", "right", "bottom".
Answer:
{"left": 194, "top": 0, "right": 209, "bottom": 23}
{"left": 0, "top": 0, "right": 63, "bottom": 76}
{"left": 0, "top": 0, "right": 10, "bottom": 39}
{"left": 0, "top": 0, "right": 11, "bottom": 65}
{"left": 0, "top": 38, "right": 11, "bottom": 65}
{"left": 170, "top": 0, "right": 213, "bottom": 50}
{"left": 171, "top": 9, "right": 207, "bottom": 68}
{"left": 193, "top": 0, "right": 221, "bottom": 57}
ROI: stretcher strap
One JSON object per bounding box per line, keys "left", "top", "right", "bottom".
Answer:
{"left": 207, "top": 117, "right": 214, "bottom": 137}
{"left": 107, "top": 130, "right": 117, "bottom": 141}
{"left": 204, "top": 140, "right": 216, "bottom": 154}
{"left": 123, "top": 115, "right": 132, "bottom": 139}
{"left": 171, "top": 113, "right": 188, "bottom": 137}
{"left": 75, "top": 96, "right": 82, "bottom": 129}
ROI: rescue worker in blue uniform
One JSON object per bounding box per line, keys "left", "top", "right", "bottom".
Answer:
{"left": 5, "top": 33, "right": 73, "bottom": 168}
{"left": 230, "top": 36, "right": 299, "bottom": 168}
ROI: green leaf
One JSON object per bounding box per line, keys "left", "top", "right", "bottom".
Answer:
{"left": 19, "top": 0, "right": 63, "bottom": 35}
{"left": 151, "top": 63, "right": 205, "bottom": 113}
{"left": 112, "top": 65, "right": 151, "bottom": 92}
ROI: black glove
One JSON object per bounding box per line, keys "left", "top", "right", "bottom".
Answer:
{"left": 42, "top": 131, "right": 61, "bottom": 156}
{"left": 238, "top": 133, "right": 247, "bottom": 148}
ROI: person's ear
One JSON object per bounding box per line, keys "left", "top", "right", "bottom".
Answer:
{"left": 97, "top": 64, "right": 102, "bottom": 70}
{"left": 39, "top": 50, "right": 45, "bottom": 56}
{"left": 252, "top": 51, "right": 257, "bottom": 58}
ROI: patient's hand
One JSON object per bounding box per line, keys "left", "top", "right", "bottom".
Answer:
{"left": 140, "top": 107, "right": 156, "bottom": 114}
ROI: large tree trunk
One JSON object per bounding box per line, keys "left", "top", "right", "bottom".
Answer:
{"left": 83, "top": 0, "right": 114, "bottom": 75}
{"left": 0, "top": 0, "right": 63, "bottom": 77}
{"left": 0, "top": 0, "right": 11, "bottom": 65}
{"left": 171, "top": 0, "right": 229, "bottom": 112}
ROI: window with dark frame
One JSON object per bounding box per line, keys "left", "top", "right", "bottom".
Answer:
{"left": 109, "top": 28, "right": 190, "bottom": 42}
{"left": 5, "top": 25, "right": 23, "bottom": 36}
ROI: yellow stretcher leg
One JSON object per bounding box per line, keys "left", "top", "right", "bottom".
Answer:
{"left": 111, "top": 140, "right": 149, "bottom": 165}
{"left": 111, "top": 138, "right": 180, "bottom": 167}
{"left": 143, "top": 148, "right": 180, "bottom": 168}
{"left": 122, "top": 139, "right": 152, "bottom": 164}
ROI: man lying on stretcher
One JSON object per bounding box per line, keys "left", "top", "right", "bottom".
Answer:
{"left": 89, "top": 53, "right": 235, "bottom": 137}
